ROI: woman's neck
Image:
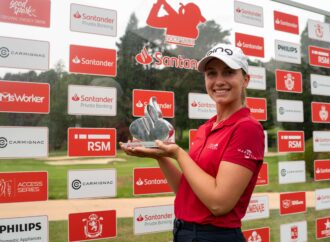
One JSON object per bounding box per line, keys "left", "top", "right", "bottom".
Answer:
{"left": 215, "top": 103, "right": 243, "bottom": 123}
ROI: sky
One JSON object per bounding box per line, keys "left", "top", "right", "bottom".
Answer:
{"left": 0, "top": 0, "right": 329, "bottom": 78}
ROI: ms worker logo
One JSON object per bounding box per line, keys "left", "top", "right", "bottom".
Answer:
{"left": 0, "top": 80, "right": 49, "bottom": 114}
{"left": 68, "top": 85, "right": 117, "bottom": 116}
{"left": 68, "top": 128, "right": 116, "bottom": 157}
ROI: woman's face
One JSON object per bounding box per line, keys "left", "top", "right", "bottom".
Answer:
{"left": 204, "top": 58, "right": 249, "bottom": 108}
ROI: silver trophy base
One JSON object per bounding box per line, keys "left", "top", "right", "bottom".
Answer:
{"left": 122, "top": 141, "right": 159, "bottom": 148}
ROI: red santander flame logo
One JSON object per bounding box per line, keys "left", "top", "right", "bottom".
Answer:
{"left": 72, "top": 94, "right": 80, "bottom": 101}
{"left": 137, "top": 214, "right": 144, "bottom": 222}
{"left": 135, "top": 47, "right": 153, "bottom": 65}
{"left": 191, "top": 101, "right": 198, "bottom": 107}
{"left": 74, "top": 11, "right": 81, "bottom": 19}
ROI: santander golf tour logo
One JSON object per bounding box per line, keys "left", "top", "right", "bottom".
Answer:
{"left": 146, "top": 0, "right": 205, "bottom": 47}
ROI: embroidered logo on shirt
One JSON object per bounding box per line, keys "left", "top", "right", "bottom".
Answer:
{"left": 237, "top": 148, "right": 257, "bottom": 160}
{"left": 207, "top": 143, "right": 219, "bottom": 150}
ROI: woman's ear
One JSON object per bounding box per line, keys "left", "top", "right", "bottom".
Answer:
{"left": 243, "top": 74, "right": 250, "bottom": 88}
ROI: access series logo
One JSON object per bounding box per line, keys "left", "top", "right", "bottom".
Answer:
{"left": 135, "top": 46, "right": 198, "bottom": 70}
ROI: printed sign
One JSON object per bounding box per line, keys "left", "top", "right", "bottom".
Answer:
{"left": 69, "top": 45, "right": 117, "bottom": 76}
{"left": 243, "top": 195, "right": 269, "bottom": 221}
{"left": 311, "top": 74, "right": 330, "bottom": 96}
{"left": 146, "top": 0, "right": 205, "bottom": 47}
{"left": 256, "top": 162, "right": 268, "bottom": 186}
{"left": 247, "top": 66, "right": 266, "bottom": 90}
{"left": 69, "top": 210, "right": 116, "bottom": 241}
{"left": 188, "top": 93, "right": 216, "bottom": 119}
{"left": 309, "top": 45, "right": 330, "bottom": 68}
{"left": 246, "top": 97, "right": 267, "bottom": 121}
{"left": 134, "top": 168, "right": 172, "bottom": 195}
{"left": 276, "top": 99, "right": 303, "bottom": 123}
{"left": 234, "top": 1, "right": 263, "bottom": 27}
{"left": 274, "top": 11, "right": 299, "bottom": 34}
{"left": 135, "top": 46, "right": 198, "bottom": 70}
{"left": 0, "top": 36, "right": 49, "bottom": 70}
{"left": 316, "top": 216, "right": 330, "bottom": 239}
{"left": 0, "top": 80, "right": 49, "bottom": 114}
{"left": 68, "top": 128, "right": 116, "bottom": 157}
{"left": 280, "top": 221, "right": 307, "bottom": 242}
{"left": 70, "top": 3, "right": 117, "bottom": 36}
{"left": 235, "top": 32, "right": 264, "bottom": 58}
{"left": 134, "top": 205, "right": 174, "bottom": 235}
{"left": 277, "top": 131, "right": 304, "bottom": 153}
{"left": 278, "top": 161, "right": 306, "bottom": 184}
{"left": 314, "top": 160, "right": 330, "bottom": 181}
{"left": 0, "top": 215, "right": 48, "bottom": 242}
{"left": 308, "top": 19, "right": 330, "bottom": 42}
{"left": 312, "top": 102, "right": 330, "bottom": 123}
{"left": 132, "top": 89, "right": 174, "bottom": 118}
{"left": 275, "top": 69, "right": 302, "bottom": 93}
{"left": 0, "top": 0, "right": 50, "bottom": 27}
{"left": 68, "top": 169, "right": 116, "bottom": 199}
{"left": 189, "top": 129, "right": 197, "bottom": 150}
{"left": 264, "top": 130, "right": 268, "bottom": 154}
{"left": 316, "top": 188, "right": 330, "bottom": 210}
{"left": 0, "top": 171, "right": 47, "bottom": 203}
{"left": 275, "top": 40, "right": 301, "bottom": 64}
{"left": 68, "top": 85, "right": 117, "bottom": 116}
{"left": 0, "top": 126, "right": 48, "bottom": 158}
{"left": 243, "top": 227, "right": 270, "bottom": 242}
{"left": 280, "top": 192, "right": 306, "bottom": 215}
{"left": 313, "top": 131, "right": 330, "bottom": 152}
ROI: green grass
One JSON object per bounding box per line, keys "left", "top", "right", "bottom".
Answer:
{"left": 0, "top": 152, "right": 329, "bottom": 199}
{"left": 49, "top": 209, "right": 329, "bottom": 241}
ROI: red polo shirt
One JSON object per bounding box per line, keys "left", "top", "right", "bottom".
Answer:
{"left": 174, "top": 107, "right": 264, "bottom": 228}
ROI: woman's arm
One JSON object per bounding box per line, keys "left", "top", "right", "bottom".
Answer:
{"left": 157, "top": 157, "right": 182, "bottom": 193}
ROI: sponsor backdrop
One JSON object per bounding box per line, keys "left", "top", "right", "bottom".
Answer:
{"left": 0, "top": 0, "right": 329, "bottom": 241}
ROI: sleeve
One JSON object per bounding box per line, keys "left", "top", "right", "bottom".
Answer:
{"left": 222, "top": 120, "right": 265, "bottom": 172}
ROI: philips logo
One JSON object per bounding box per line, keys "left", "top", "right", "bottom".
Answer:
{"left": 278, "top": 44, "right": 298, "bottom": 53}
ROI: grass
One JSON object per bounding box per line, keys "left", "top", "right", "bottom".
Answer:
{"left": 49, "top": 209, "right": 329, "bottom": 241}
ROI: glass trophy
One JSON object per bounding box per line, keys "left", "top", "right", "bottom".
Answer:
{"left": 123, "top": 96, "right": 174, "bottom": 148}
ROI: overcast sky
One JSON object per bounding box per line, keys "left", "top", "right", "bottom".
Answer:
{"left": 0, "top": 0, "right": 329, "bottom": 77}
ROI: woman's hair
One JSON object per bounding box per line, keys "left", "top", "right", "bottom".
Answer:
{"left": 241, "top": 69, "right": 248, "bottom": 106}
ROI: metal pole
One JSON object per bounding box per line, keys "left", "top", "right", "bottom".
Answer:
{"left": 271, "top": 0, "right": 330, "bottom": 17}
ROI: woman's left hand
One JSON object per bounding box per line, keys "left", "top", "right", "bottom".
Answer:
{"left": 119, "top": 140, "right": 181, "bottom": 160}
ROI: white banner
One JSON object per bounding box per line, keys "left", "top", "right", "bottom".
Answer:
{"left": 264, "top": 130, "right": 268, "bottom": 154}
{"left": 247, "top": 66, "right": 266, "bottom": 90}
{"left": 188, "top": 93, "right": 216, "bottom": 119}
{"left": 234, "top": 1, "right": 263, "bottom": 27}
{"left": 243, "top": 195, "right": 269, "bottom": 221}
{"left": 316, "top": 188, "right": 330, "bottom": 210}
{"left": 313, "top": 131, "right": 330, "bottom": 152}
{"left": 276, "top": 99, "right": 304, "bottom": 122}
{"left": 0, "top": 36, "right": 49, "bottom": 70}
{"left": 308, "top": 19, "right": 330, "bottom": 42}
{"left": 134, "top": 205, "right": 174, "bottom": 235}
{"left": 275, "top": 40, "right": 301, "bottom": 64}
{"left": 0, "top": 215, "right": 48, "bottom": 241}
{"left": 0, "top": 127, "right": 48, "bottom": 158}
{"left": 70, "top": 3, "right": 117, "bottom": 37}
{"left": 68, "top": 85, "right": 117, "bottom": 116}
{"left": 68, "top": 169, "right": 116, "bottom": 199}
{"left": 278, "top": 161, "right": 306, "bottom": 184}
{"left": 311, "top": 74, "right": 330, "bottom": 96}
{"left": 280, "top": 220, "right": 307, "bottom": 242}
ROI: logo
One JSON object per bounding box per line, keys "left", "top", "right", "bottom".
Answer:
{"left": 315, "top": 160, "right": 330, "bottom": 181}
{"left": 276, "top": 99, "right": 303, "bottom": 123}
{"left": 320, "top": 106, "right": 328, "bottom": 120}
{"left": 315, "top": 23, "right": 324, "bottom": 38}
{"left": 83, "top": 214, "right": 103, "bottom": 238}
{"left": 291, "top": 225, "right": 298, "bottom": 240}
{"left": 207, "top": 46, "right": 233, "bottom": 56}
{"left": 135, "top": 47, "right": 198, "bottom": 70}
{"left": 146, "top": 0, "right": 205, "bottom": 47}
{"left": 0, "top": 179, "right": 12, "bottom": 197}
{"left": 277, "top": 131, "right": 304, "bottom": 153}
{"left": 246, "top": 97, "right": 267, "bottom": 121}
{"left": 73, "top": 11, "right": 81, "bottom": 19}
{"left": 243, "top": 196, "right": 269, "bottom": 221}
{"left": 0, "top": 137, "right": 7, "bottom": 148}
{"left": 312, "top": 102, "right": 330, "bottom": 123}
{"left": 309, "top": 45, "right": 330, "bottom": 68}
{"left": 235, "top": 32, "right": 264, "bottom": 58}
{"left": 313, "top": 131, "right": 330, "bottom": 152}
{"left": 72, "top": 179, "right": 81, "bottom": 190}
{"left": 316, "top": 188, "right": 330, "bottom": 210}
{"left": 275, "top": 40, "right": 301, "bottom": 64}
{"left": 188, "top": 93, "right": 216, "bottom": 119}
{"left": 308, "top": 20, "right": 330, "bottom": 42}
{"left": 9, "top": 0, "right": 36, "bottom": 17}
{"left": 68, "top": 128, "right": 116, "bottom": 157}
{"left": 274, "top": 11, "right": 299, "bottom": 34}
{"left": 280, "top": 192, "right": 306, "bottom": 215}
{"left": 275, "top": 69, "right": 302, "bottom": 93}
{"left": 316, "top": 217, "right": 330, "bottom": 239}
{"left": 248, "top": 66, "right": 266, "bottom": 90}
{"left": 0, "top": 47, "right": 9, "bottom": 58}
{"left": 234, "top": 1, "right": 264, "bottom": 28}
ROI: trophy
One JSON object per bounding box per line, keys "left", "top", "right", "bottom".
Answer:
{"left": 123, "top": 96, "right": 174, "bottom": 148}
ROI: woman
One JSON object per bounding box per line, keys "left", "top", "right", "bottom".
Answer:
{"left": 120, "top": 43, "right": 265, "bottom": 242}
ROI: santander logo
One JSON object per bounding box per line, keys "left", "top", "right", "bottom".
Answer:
{"left": 0, "top": 91, "right": 45, "bottom": 103}
{"left": 135, "top": 47, "right": 153, "bottom": 65}
{"left": 136, "top": 214, "right": 144, "bottom": 222}
{"left": 72, "top": 94, "right": 80, "bottom": 101}
{"left": 74, "top": 11, "right": 81, "bottom": 19}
